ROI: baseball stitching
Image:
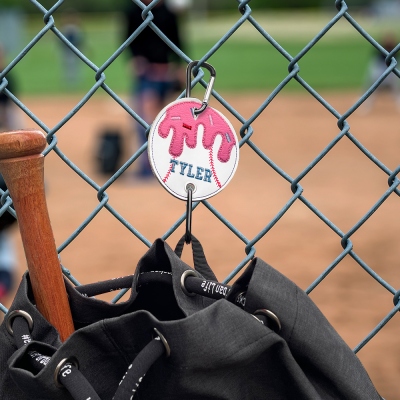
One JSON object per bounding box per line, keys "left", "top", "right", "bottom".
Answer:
{"left": 209, "top": 147, "right": 222, "bottom": 188}
{"left": 163, "top": 157, "right": 175, "bottom": 183}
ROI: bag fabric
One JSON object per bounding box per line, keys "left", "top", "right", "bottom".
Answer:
{"left": 0, "top": 239, "right": 381, "bottom": 400}
{"left": 227, "top": 258, "right": 382, "bottom": 400}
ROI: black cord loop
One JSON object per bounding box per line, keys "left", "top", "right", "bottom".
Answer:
{"left": 185, "top": 183, "right": 195, "bottom": 244}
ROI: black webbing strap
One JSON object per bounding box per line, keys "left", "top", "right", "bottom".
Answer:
{"left": 174, "top": 234, "right": 217, "bottom": 281}
{"left": 137, "top": 271, "right": 172, "bottom": 287}
{"left": 75, "top": 236, "right": 218, "bottom": 297}
{"left": 11, "top": 315, "right": 33, "bottom": 349}
{"left": 57, "top": 360, "right": 101, "bottom": 400}
{"left": 113, "top": 336, "right": 166, "bottom": 400}
{"left": 76, "top": 275, "right": 134, "bottom": 297}
{"left": 185, "top": 276, "right": 231, "bottom": 300}
{"left": 137, "top": 271, "right": 232, "bottom": 301}
{"left": 9, "top": 316, "right": 51, "bottom": 375}
{"left": 10, "top": 316, "right": 102, "bottom": 400}
{"left": 74, "top": 272, "right": 232, "bottom": 301}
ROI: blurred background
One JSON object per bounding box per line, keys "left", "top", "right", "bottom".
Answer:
{"left": 0, "top": 0, "right": 399, "bottom": 398}
{"left": 0, "top": 0, "right": 399, "bottom": 95}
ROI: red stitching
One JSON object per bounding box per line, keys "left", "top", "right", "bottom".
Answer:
{"left": 163, "top": 158, "right": 175, "bottom": 183}
{"left": 209, "top": 148, "right": 222, "bottom": 188}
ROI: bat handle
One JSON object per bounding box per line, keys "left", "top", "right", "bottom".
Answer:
{"left": 0, "top": 129, "right": 74, "bottom": 341}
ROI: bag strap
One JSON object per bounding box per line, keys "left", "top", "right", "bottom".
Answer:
{"left": 174, "top": 234, "right": 218, "bottom": 281}
{"left": 75, "top": 236, "right": 217, "bottom": 297}
{"left": 112, "top": 331, "right": 167, "bottom": 400}
{"left": 75, "top": 275, "right": 134, "bottom": 297}
{"left": 55, "top": 360, "right": 101, "bottom": 400}
{"left": 76, "top": 272, "right": 231, "bottom": 301}
{"left": 6, "top": 291, "right": 281, "bottom": 400}
{"left": 8, "top": 311, "right": 101, "bottom": 400}
{"left": 8, "top": 311, "right": 166, "bottom": 400}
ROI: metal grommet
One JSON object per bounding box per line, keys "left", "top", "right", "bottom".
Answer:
{"left": 154, "top": 327, "right": 171, "bottom": 358}
{"left": 253, "top": 309, "right": 282, "bottom": 333}
{"left": 180, "top": 270, "right": 197, "bottom": 297}
{"left": 54, "top": 357, "right": 79, "bottom": 388}
{"left": 6, "top": 310, "right": 34, "bottom": 336}
{"left": 185, "top": 182, "right": 196, "bottom": 193}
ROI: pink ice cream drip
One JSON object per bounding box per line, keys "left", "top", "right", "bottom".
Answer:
{"left": 158, "top": 100, "right": 236, "bottom": 163}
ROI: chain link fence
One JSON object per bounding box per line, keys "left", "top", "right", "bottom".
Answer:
{"left": 0, "top": 0, "right": 399, "bottom": 397}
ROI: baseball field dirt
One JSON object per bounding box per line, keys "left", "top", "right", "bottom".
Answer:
{"left": 2, "top": 91, "right": 399, "bottom": 398}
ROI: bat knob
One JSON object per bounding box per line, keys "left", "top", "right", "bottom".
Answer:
{"left": 0, "top": 130, "right": 47, "bottom": 160}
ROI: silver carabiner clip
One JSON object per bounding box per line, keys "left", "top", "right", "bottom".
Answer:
{"left": 186, "top": 60, "right": 216, "bottom": 116}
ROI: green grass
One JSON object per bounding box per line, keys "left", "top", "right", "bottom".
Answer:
{"left": 191, "top": 40, "right": 373, "bottom": 92}
{"left": 6, "top": 12, "right": 386, "bottom": 96}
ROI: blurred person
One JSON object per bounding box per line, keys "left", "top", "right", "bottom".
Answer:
{"left": 123, "top": 0, "right": 184, "bottom": 179}
{"left": 363, "top": 32, "right": 400, "bottom": 112}
{"left": 0, "top": 44, "right": 19, "bottom": 310}
{"left": 60, "top": 9, "right": 84, "bottom": 88}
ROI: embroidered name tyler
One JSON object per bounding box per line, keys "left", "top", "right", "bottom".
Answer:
{"left": 169, "top": 159, "right": 212, "bottom": 182}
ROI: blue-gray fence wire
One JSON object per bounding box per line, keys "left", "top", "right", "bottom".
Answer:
{"left": 0, "top": 0, "right": 399, "bottom": 395}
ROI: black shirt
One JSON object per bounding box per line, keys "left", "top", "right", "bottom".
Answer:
{"left": 124, "top": 2, "right": 182, "bottom": 64}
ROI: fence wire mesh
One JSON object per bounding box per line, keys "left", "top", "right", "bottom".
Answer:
{"left": 0, "top": 0, "right": 399, "bottom": 397}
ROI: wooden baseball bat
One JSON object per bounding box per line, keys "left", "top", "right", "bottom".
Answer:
{"left": 0, "top": 129, "right": 74, "bottom": 341}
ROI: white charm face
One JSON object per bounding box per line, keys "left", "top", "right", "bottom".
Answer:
{"left": 148, "top": 98, "right": 239, "bottom": 201}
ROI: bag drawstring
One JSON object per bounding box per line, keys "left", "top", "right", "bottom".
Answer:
{"left": 77, "top": 269, "right": 280, "bottom": 334}
{"left": 112, "top": 328, "right": 169, "bottom": 400}
{"left": 54, "top": 357, "right": 101, "bottom": 400}
{"left": 77, "top": 270, "right": 232, "bottom": 301}
{"left": 8, "top": 310, "right": 101, "bottom": 400}
{"left": 8, "top": 310, "right": 168, "bottom": 400}
{"left": 6, "top": 268, "right": 281, "bottom": 399}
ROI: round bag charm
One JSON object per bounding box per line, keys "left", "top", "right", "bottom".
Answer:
{"left": 148, "top": 61, "right": 239, "bottom": 201}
